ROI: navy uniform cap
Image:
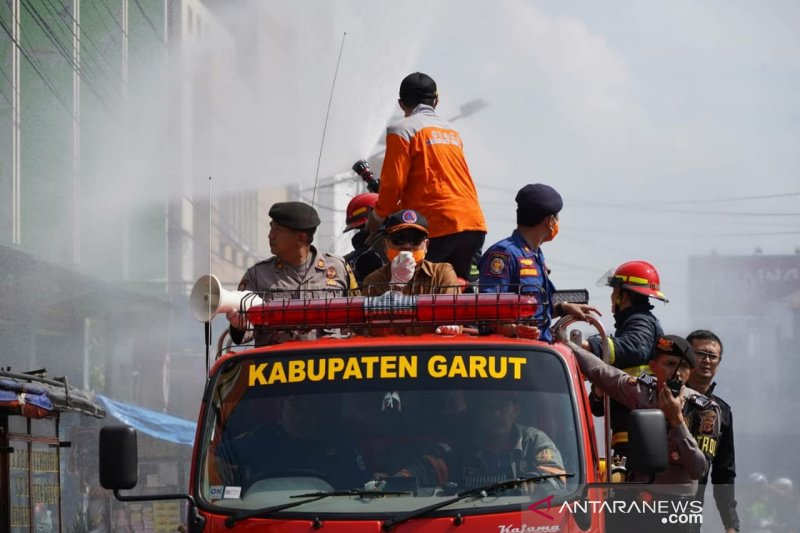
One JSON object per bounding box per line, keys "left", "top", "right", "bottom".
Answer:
{"left": 653, "top": 335, "right": 697, "bottom": 369}
{"left": 516, "top": 183, "right": 563, "bottom": 226}
{"left": 268, "top": 202, "right": 320, "bottom": 230}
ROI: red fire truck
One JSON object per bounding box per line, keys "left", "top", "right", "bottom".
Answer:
{"left": 99, "top": 283, "right": 667, "bottom": 532}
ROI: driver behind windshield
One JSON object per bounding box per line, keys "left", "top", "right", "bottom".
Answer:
{"left": 393, "top": 391, "right": 566, "bottom": 493}
{"left": 215, "top": 394, "right": 368, "bottom": 491}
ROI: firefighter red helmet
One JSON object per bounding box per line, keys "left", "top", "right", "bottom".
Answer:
{"left": 343, "top": 193, "right": 379, "bottom": 233}
{"left": 604, "top": 261, "right": 667, "bottom": 302}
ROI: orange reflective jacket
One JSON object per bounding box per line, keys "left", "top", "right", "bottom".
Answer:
{"left": 375, "top": 105, "right": 486, "bottom": 238}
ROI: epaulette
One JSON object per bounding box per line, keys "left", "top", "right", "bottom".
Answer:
{"left": 636, "top": 371, "right": 656, "bottom": 387}
{"left": 322, "top": 252, "right": 347, "bottom": 266}
{"left": 255, "top": 256, "right": 276, "bottom": 266}
{"left": 687, "top": 392, "right": 714, "bottom": 409}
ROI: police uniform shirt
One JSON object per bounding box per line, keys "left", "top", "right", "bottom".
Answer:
{"left": 479, "top": 229, "right": 556, "bottom": 342}
{"left": 238, "top": 246, "right": 354, "bottom": 296}
{"left": 231, "top": 246, "right": 358, "bottom": 345}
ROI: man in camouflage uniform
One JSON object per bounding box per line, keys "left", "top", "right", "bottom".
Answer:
{"left": 569, "top": 335, "right": 721, "bottom": 532}
{"left": 227, "top": 201, "right": 358, "bottom": 346}
{"left": 394, "top": 391, "right": 567, "bottom": 496}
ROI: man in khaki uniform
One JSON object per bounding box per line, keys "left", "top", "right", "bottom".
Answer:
{"left": 228, "top": 201, "right": 358, "bottom": 346}
{"left": 568, "top": 335, "right": 721, "bottom": 531}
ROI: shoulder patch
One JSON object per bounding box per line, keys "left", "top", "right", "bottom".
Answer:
{"left": 637, "top": 372, "right": 656, "bottom": 387}
{"left": 484, "top": 252, "right": 510, "bottom": 277}
{"left": 536, "top": 447, "right": 555, "bottom": 464}
{"left": 698, "top": 409, "right": 717, "bottom": 435}
{"left": 237, "top": 280, "right": 247, "bottom": 291}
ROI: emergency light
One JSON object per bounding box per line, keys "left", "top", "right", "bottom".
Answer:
{"left": 244, "top": 292, "right": 537, "bottom": 330}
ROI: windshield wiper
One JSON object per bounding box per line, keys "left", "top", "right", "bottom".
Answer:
{"left": 225, "top": 488, "right": 412, "bottom": 527}
{"left": 381, "top": 473, "right": 575, "bottom": 531}
{"left": 292, "top": 489, "right": 414, "bottom": 498}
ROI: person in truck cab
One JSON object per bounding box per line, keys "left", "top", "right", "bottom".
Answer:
{"left": 227, "top": 201, "right": 359, "bottom": 346}
{"left": 215, "top": 393, "right": 368, "bottom": 493}
{"left": 392, "top": 390, "right": 567, "bottom": 495}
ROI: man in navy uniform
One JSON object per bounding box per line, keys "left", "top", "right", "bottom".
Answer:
{"left": 479, "top": 183, "right": 597, "bottom": 341}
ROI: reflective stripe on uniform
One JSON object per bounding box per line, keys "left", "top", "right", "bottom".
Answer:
{"left": 623, "top": 365, "right": 651, "bottom": 377}
{"left": 607, "top": 337, "right": 616, "bottom": 365}
{"left": 612, "top": 432, "right": 629, "bottom": 446}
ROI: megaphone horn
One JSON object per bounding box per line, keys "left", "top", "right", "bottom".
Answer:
{"left": 190, "top": 275, "right": 261, "bottom": 322}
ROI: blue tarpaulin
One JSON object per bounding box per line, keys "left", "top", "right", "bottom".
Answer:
{"left": 98, "top": 395, "right": 196, "bottom": 446}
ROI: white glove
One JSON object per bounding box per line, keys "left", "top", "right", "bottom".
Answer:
{"left": 390, "top": 251, "right": 416, "bottom": 286}
{"left": 435, "top": 325, "right": 463, "bottom": 336}
{"left": 226, "top": 309, "right": 247, "bottom": 330}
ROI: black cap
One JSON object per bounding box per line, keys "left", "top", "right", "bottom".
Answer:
{"left": 382, "top": 209, "right": 429, "bottom": 235}
{"left": 268, "top": 201, "right": 320, "bottom": 230}
{"left": 516, "top": 183, "right": 563, "bottom": 226}
{"left": 653, "top": 335, "right": 697, "bottom": 369}
{"left": 399, "top": 72, "right": 438, "bottom": 104}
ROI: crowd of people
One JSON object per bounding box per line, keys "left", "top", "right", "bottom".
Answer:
{"left": 219, "top": 71, "right": 791, "bottom": 532}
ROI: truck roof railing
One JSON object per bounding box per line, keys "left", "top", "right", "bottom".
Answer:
{"left": 241, "top": 290, "right": 537, "bottom": 331}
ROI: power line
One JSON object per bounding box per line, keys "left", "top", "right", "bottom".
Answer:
{"left": 86, "top": 0, "right": 122, "bottom": 47}
{"left": 41, "top": 0, "right": 123, "bottom": 82}
{"left": 633, "top": 191, "right": 800, "bottom": 205}
{"left": 132, "top": 0, "right": 167, "bottom": 46}
{"left": 574, "top": 205, "right": 800, "bottom": 217}
{"left": 97, "top": 0, "right": 128, "bottom": 37}
{"left": 0, "top": 12, "right": 74, "bottom": 118}
{"left": 480, "top": 186, "right": 800, "bottom": 207}
{"left": 21, "top": 0, "right": 116, "bottom": 112}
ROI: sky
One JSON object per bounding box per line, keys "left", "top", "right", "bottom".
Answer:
{"left": 215, "top": 0, "right": 800, "bottom": 333}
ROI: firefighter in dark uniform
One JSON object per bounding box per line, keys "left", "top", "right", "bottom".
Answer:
{"left": 686, "top": 329, "right": 740, "bottom": 533}
{"left": 479, "top": 183, "right": 597, "bottom": 341}
{"left": 586, "top": 260, "right": 667, "bottom": 459}
{"left": 342, "top": 192, "right": 386, "bottom": 283}
{"left": 568, "top": 335, "right": 721, "bottom": 532}
{"left": 227, "top": 201, "right": 358, "bottom": 346}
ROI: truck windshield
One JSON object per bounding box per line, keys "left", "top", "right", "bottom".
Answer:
{"left": 198, "top": 346, "right": 583, "bottom": 516}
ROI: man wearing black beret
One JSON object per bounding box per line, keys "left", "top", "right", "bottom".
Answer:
{"left": 227, "top": 201, "right": 358, "bottom": 346}
{"left": 479, "top": 183, "right": 597, "bottom": 341}
{"left": 568, "top": 335, "right": 721, "bottom": 531}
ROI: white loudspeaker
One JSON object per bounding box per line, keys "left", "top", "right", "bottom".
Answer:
{"left": 190, "top": 275, "right": 263, "bottom": 322}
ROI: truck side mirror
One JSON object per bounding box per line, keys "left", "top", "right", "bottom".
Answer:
{"left": 99, "top": 425, "right": 139, "bottom": 490}
{"left": 627, "top": 409, "right": 668, "bottom": 474}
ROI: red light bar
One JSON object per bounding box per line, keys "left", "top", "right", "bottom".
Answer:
{"left": 245, "top": 292, "right": 537, "bottom": 330}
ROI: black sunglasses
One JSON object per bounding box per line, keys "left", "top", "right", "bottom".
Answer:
{"left": 389, "top": 231, "right": 426, "bottom": 247}
{"left": 695, "top": 350, "right": 720, "bottom": 362}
